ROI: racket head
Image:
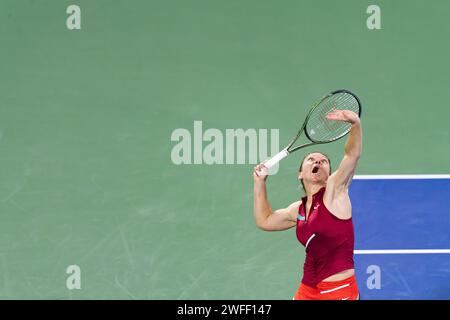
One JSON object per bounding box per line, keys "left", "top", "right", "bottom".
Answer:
{"left": 304, "top": 89, "right": 362, "bottom": 143}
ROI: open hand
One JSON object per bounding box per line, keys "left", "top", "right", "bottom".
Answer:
{"left": 326, "top": 109, "right": 360, "bottom": 124}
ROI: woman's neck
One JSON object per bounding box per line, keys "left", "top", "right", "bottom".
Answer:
{"left": 304, "top": 183, "right": 326, "bottom": 201}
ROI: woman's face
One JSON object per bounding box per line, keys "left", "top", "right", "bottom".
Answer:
{"left": 298, "top": 153, "right": 331, "bottom": 185}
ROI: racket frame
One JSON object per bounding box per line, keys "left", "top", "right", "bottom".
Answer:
{"left": 263, "top": 89, "right": 362, "bottom": 169}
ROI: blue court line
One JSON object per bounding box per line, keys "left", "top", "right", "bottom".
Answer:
{"left": 354, "top": 174, "right": 450, "bottom": 179}
{"left": 354, "top": 249, "right": 450, "bottom": 254}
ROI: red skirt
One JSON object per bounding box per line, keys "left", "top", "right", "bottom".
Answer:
{"left": 293, "top": 275, "right": 359, "bottom": 300}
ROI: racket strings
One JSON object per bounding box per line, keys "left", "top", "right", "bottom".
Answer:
{"left": 310, "top": 98, "right": 352, "bottom": 140}
{"left": 319, "top": 95, "right": 356, "bottom": 139}
{"left": 306, "top": 92, "right": 360, "bottom": 142}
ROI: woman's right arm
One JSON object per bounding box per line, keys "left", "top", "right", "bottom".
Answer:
{"left": 253, "top": 163, "right": 298, "bottom": 231}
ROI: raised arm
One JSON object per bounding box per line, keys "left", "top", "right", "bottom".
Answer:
{"left": 327, "top": 110, "right": 362, "bottom": 191}
{"left": 253, "top": 164, "right": 298, "bottom": 231}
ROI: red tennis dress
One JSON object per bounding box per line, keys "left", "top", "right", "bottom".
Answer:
{"left": 293, "top": 187, "right": 359, "bottom": 300}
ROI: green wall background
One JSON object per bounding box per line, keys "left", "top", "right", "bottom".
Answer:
{"left": 0, "top": 0, "right": 449, "bottom": 299}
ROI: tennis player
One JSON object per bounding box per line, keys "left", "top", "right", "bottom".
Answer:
{"left": 252, "top": 109, "right": 362, "bottom": 300}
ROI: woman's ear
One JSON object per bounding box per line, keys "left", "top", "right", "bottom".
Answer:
{"left": 298, "top": 171, "right": 303, "bottom": 180}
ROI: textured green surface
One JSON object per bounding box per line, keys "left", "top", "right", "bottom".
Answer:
{"left": 0, "top": 0, "right": 449, "bottom": 299}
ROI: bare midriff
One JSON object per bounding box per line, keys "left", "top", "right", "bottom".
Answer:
{"left": 322, "top": 268, "right": 355, "bottom": 282}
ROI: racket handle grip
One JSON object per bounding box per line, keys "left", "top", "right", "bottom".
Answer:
{"left": 264, "top": 149, "right": 289, "bottom": 169}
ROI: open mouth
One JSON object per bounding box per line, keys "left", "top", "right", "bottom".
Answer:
{"left": 312, "top": 166, "right": 320, "bottom": 174}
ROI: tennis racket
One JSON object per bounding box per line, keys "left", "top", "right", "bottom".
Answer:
{"left": 262, "top": 89, "right": 362, "bottom": 170}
